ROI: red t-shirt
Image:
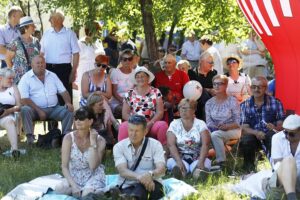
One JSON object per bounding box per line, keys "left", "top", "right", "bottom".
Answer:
{"left": 154, "top": 69, "right": 190, "bottom": 104}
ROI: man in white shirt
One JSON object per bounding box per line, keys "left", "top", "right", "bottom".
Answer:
{"left": 40, "top": 10, "right": 80, "bottom": 103}
{"left": 262, "top": 114, "right": 300, "bottom": 200}
{"left": 0, "top": 6, "right": 23, "bottom": 68}
{"left": 181, "top": 31, "right": 201, "bottom": 70}
{"left": 113, "top": 115, "right": 165, "bottom": 200}
{"left": 18, "top": 55, "right": 74, "bottom": 144}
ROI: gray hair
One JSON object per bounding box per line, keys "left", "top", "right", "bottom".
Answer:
{"left": 50, "top": 10, "right": 65, "bottom": 21}
{"left": 176, "top": 60, "right": 190, "bottom": 68}
{"left": 0, "top": 68, "right": 15, "bottom": 78}
{"left": 199, "top": 51, "right": 213, "bottom": 62}
{"left": 252, "top": 76, "right": 268, "bottom": 87}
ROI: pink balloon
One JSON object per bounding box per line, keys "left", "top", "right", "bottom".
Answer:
{"left": 237, "top": 0, "right": 300, "bottom": 114}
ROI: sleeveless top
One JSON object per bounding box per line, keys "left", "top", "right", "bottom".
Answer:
{"left": 80, "top": 72, "right": 108, "bottom": 106}
{"left": 68, "top": 132, "right": 105, "bottom": 190}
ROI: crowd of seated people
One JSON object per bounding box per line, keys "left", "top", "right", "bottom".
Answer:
{"left": 2, "top": 6, "right": 297, "bottom": 199}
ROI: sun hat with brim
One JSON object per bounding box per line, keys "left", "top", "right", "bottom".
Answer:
{"left": 19, "top": 16, "right": 35, "bottom": 28}
{"left": 223, "top": 54, "right": 243, "bottom": 70}
{"left": 282, "top": 114, "right": 300, "bottom": 131}
{"left": 130, "top": 66, "right": 155, "bottom": 84}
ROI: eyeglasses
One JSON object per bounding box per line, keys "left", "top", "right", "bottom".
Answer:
{"left": 169, "top": 49, "right": 176, "bottom": 52}
{"left": 284, "top": 130, "right": 296, "bottom": 138}
{"left": 94, "top": 63, "right": 108, "bottom": 68}
{"left": 250, "top": 85, "right": 266, "bottom": 90}
{"left": 122, "top": 56, "right": 133, "bottom": 62}
{"left": 213, "top": 82, "right": 225, "bottom": 87}
{"left": 207, "top": 61, "right": 214, "bottom": 65}
{"left": 227, "top": 59, "right": 238, "bottom": 65}
{"left": 179, "top": 106, "right": 192, "bottom": 111}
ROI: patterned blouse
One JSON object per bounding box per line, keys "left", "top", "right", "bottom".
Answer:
{"left": 124, "top": 86, "right": 162, "bottom": 121}
{"left": 7, "top": 36, "right": 40, "bottom": 83}
{"left": 167, "top": 118, "right": 208, "bottom": 161}
{"left": 205, "top": 95, "right": 241, "bottom": 131}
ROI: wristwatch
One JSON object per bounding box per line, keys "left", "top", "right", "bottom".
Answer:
{"left": 148, "top": 170, "right": 154, "bottom": 177}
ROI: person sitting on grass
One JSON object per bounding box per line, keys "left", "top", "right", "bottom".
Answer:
{"left": 113, "top": 114, "right": 166, "bottom": 200}
{"left": 0, "top": 68, "right": 21, "bottom": 158}
{"left": 18, "top": 55, "right": 74, "bottom": 144}
{"left": 86, "top": 92, "right": 118, "bottom": 148}
{"left": 262, "top": 114, "right": 300, "bottom": 200}
{"left": 167, "top": 98, "right": 211, "bottom": 180}
{"left": 205, "top": 75, "right": 241, "bottom": 168}
{"left": 60, "top": 107, "right": 106, "bottom": 198}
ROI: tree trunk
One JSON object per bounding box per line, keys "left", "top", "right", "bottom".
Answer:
{"left": 139, "top": 0, "right": 158, "bottom": 65}
{"left": 167, "top": 15, "right": 178, "bottom": 49}
{"left": 34, "top": 0, "right": 44, "bottom": 34}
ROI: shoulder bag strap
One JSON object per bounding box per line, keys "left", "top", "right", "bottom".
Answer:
{"left": 119, "top": 137, "right": 149, "bottom": 189}
{"left": 18, "top": 37, "right": 30, "bottom": 67}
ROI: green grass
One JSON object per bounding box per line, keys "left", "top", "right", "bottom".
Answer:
{"left": 0, "top": 126, "right": 271, "bottom": 199}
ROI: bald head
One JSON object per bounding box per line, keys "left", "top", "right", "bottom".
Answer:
{"left": 31, "top": 55, "right": 46, "bottom": 76}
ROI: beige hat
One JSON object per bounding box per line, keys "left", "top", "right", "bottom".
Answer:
{"left": 283, "top": 114, "right": 300, "bottom": 130}
{"left": 223, "top": 54, "right": 243, "bottom": 70}
{"left": 130, "top": 66, "right": 155, "bottom": 84}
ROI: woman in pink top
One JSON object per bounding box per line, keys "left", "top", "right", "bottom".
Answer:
{"left": 118, "top": 67, "right": 168, "bottom": 146}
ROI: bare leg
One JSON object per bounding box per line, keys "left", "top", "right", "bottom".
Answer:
{"left": 277, "top": 157, "right": 297, "bottom": 194}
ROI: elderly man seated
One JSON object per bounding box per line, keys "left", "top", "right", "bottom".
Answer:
{"left": 262, "top": 114, "right": 300, "bottom": 200}
{"left": 113, "top": 114, "right": 166, "bottom": 200}
{"left": 18, "top": 55, "right": 74, "bottom": 144}
{"left": 240, "top": 76, "right": 285, "bottom": 172}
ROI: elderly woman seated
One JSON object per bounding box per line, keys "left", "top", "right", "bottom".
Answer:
{"left": 205, "top": 75, "right": 241, "bottom": 167}
{"left": 59, "top": 107, "right": 106, "bottom": 198}
{"left": 167, "top": 98, "right": 211, "bottom": 180}
{"left": 118, "top": 67, "right": 168, "bottom": 147}
{"left": 0, "top": 68, "right": 21, "bottom": 158}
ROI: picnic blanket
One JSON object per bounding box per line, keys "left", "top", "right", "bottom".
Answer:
{"left": 3, "top": 174, "right": 197, "bottom": 200}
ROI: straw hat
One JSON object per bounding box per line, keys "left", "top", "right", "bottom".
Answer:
{"left": 223, "top": 54, "right": 243, "bottom": 70}
{"left": 130, "top": 66, "right": 155, "bottom": 84}
{"left": 19, "top": 16, "right": 35, "bottom": 28}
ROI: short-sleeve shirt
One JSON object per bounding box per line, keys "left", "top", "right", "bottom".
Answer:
{"left": 226, "top": 72, "right": 251, "bottom": 97}
{"left": 18, "top": 70, "right": 66, "bottom": 108}
{"left": 240, "top": 95, "right": 285, "bottom": 133}
{"left": 0, "top": 23, "right": 20, "bottom": 60}
{"left": 167, "top": 118, "right": 208, "bottom": 160}
{"left": 181, "top": 40, "right": 201, "bottom": 61}
{"left": 194, "top": 69, "right": 218, "bottom": 89}
{"left": 113, "top": 137, "right": 165, "bottom": 188}
{"left": 205, "top": 95, "right": 240, "bottom": 131}
{"left": 41, "top": 27, "right": 80, "bottom": 64}
{"left": 109, "top": 68, "right": 134, "bottom": 108}
{"left": 124, "top": 87, "right": 162, "bottom": 121}
{"left": 154, "top": 69, "right": 189, "bottom": 104}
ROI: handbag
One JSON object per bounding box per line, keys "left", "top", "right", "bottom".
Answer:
{"left": 0, "top": 103, "right": 14, "bottom": 117}
{"left": 119, "top": 137, "right": 149, "bottom": 189}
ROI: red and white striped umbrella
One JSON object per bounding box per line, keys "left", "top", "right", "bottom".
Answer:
{"left": 237, "top": 0, "right": 300, "bottom": 114}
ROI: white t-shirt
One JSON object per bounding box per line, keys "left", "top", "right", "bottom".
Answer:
{"left": 167, "top": 118, "right": 208, "bottom": 159}
{"left": 226, "top": 73, "right": 251, "bottom": 99}
{"left": 0, "top": 86, "right": 15, "bottom": 105}
{"left": 109, "top": 68, "right": 134, "bottom": 109}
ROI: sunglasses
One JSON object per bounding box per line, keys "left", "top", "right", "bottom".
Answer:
{"left": 250, "top": 85, "right": 266, "bottom": 90}
{"left": 213, "top": 82, "right": 225, "bottom": 87}
{"left": 74, "top": 116, "right": 88, "bottom": 121}
{"left": 227, "top": 59, "right": 238, "bottom": 65}
{"left": 284, "top": 130, "right": 296, "bottom": 138}
{"left": 122, "top": 56, "right": 133, "bottom": 62}
{"left": 94, "top": 63, "right": 108, "bottom": 68}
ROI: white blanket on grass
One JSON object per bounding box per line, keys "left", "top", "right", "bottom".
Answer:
{"left": 3, "top": 174, "right": 197, "bottom": 200}
{"left": 229, "top": 170, "right": 273, "bottom": 199}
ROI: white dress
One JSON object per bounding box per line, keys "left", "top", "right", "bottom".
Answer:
{"left": 75, "top": 37, "right": 105, "bottom": 92}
